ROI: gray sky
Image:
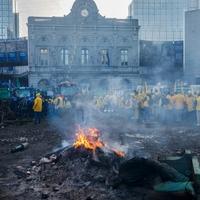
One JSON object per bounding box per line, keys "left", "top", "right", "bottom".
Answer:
{"left": 16, "top": 0, "right": 132, "bottom": 37}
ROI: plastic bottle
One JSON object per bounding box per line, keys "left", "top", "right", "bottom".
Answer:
{"left": 11, "top": 142, "right": 29, "bottom": 153}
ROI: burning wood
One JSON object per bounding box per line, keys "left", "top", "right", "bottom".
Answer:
{"left": 73, "top": 128, "right": 104, "bottom": 151}
{"left": 73, "top": 127, "right": 125, "bottom": 158}
{"left": 111, "top": 149, "right": 125, "bottom": 158}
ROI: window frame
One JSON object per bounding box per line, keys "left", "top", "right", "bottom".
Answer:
{"left": 61, "top": 48, "right": 69, "bottom": 66}
{"left": 100, "top": 49, "right": 109, "bottom": 65}
{"left": 81, "top": 48, "right": 89, "bottom": 65}
{"left": 39, "top": 48, "right": 49, "bottom": 66}
{"left": 120, "top": 49, "right": 128, "bottom": 66}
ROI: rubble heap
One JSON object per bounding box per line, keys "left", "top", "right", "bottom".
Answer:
{"left": 10, "top": 128, "right": 198, "bottom": 200}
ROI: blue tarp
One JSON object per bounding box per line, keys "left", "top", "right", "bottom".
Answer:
{"left": 8, "top": 52, "right": 17, "bottom": 61}
{"left": 0, "top": 53, "right": 6, "bottom": 61}
{"left": 0, "top": 51, "right": 28, "bottom": 66}
{"left": 19, "top": 52, "right": 27, "bottom": 61}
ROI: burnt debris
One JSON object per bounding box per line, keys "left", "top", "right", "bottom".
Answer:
{"left": 12, "top": 144, "right": 198, "bottom": 200}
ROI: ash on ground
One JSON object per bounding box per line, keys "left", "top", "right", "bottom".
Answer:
{"left": 0, "top": 121, "right": 200, "bottom": 200}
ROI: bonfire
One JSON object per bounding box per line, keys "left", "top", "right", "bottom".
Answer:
{"left": 73, "top": 127, "right": 125, "bottom": 158}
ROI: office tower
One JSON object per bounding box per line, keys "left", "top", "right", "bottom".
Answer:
{"left": 185, "top": 9, "right": 200, "bottom": 83}
{"left": 0, "top": 0, "right": 19, "bottom": 39}
{"left": 129, "top": 0, "right": 199, "bottom": 41}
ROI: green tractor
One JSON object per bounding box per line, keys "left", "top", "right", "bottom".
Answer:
{"left": 11, "top": 87, "right": 36, "bottom": 118}
{"left": 57, "top": 81, "right": 79, "bottom": 100}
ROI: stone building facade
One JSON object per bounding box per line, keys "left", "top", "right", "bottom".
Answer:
{"left": 28, "top": 0, "right": 140, "bottom": 91}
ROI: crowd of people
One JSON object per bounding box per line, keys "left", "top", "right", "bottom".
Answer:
{"left": 92, "top": 90, "right": 200, "bottom": 126}
{"left": 32, "top": 88, "right": 200, "bottom": 126}
{"left": 32, "top": 93, "right": 73, "bottom": 124}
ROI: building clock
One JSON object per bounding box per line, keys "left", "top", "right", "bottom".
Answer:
{"left": 81, "top": 9, "right": 89, "bottom": 17}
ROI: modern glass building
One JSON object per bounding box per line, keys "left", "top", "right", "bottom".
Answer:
{"left": 0, "top": 0, "right": 18, "bottom": 39}
{"left": 129, "top": 0, "right": 199, "bottom": 41}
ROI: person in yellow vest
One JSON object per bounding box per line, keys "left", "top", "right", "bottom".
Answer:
{"left": 172, "top": 93, "right": 185, "bottom": 110}
{"left": 172, "top": 92, "right": 186, "bottom": 122}
{"left": 139, "top": 94, "right": 149, "bottom": 123}
{"left": 33, "top": 93, "right": 43, "bottom": 124}
{"left": 166, "top": 93, "right": 174, "bottom": 111}
{"left": 185, "top": 93, "right": 196, "bottom": 125}
{"left": 196, "top": 94, "right": 200, "bottom": 126}
{"left": 132, "top": 92, "right": 139, "bottom": 121}
{"left": 54, "top": 95, "right": 65, "bottom": 110}
{"left": 137, "top": 93, "right": 144, "bottom": 123}
{"left": 166, "top": 93, "right": 174, "bottom": 123}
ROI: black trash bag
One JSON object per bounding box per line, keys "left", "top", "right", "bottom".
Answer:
{"left": 118, "top": 157, "right": 188, "bottom": 187}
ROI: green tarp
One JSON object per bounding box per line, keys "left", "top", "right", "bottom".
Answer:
{"left": 154, "top": 181, "right": 195, "bottom": 196}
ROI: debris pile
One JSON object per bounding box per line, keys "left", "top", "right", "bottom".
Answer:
{"left": 16, "top": 146, "right": 126, "bottom": 200}
{"left": 10, "top": 128, "right": 199, "bottom": 200}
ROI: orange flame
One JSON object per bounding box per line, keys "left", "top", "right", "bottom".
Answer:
{"left": 112, "top": 149, "right": 125, "bottom": 158}
{"left": 73, "top": 128, "right": 104, "bottom": 151}
{"left": 73, "top": 127, "right": 125, "bottom": 157}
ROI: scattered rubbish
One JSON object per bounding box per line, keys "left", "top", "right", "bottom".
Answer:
{"left": 31, "top": 160, "right": 37, "bottom": 166}
{"left": 26, "top": 170, "right": 31, "bottom": 175}
{"left": 19, "top": 137, "right": 28, "bottom": 142}
{"left": 39, "top": 154, "right": 58, "bottom": 165}
{"left": 3, "top": 119, "right": 200, "bottom": 200}
{"left": 41, "top": 191, "right": 49, "bottom": 199}
{"left": 13, "top": 166, "right": 26, "bottom": 179}
{"left": 39, "top": 157, "right": 52, "bottom": 164}
{"left": 11, "top": 142, "right": 29, "bottom": 153}
{"left": 52, "top": 185, "right": 60, "bottom": 192}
